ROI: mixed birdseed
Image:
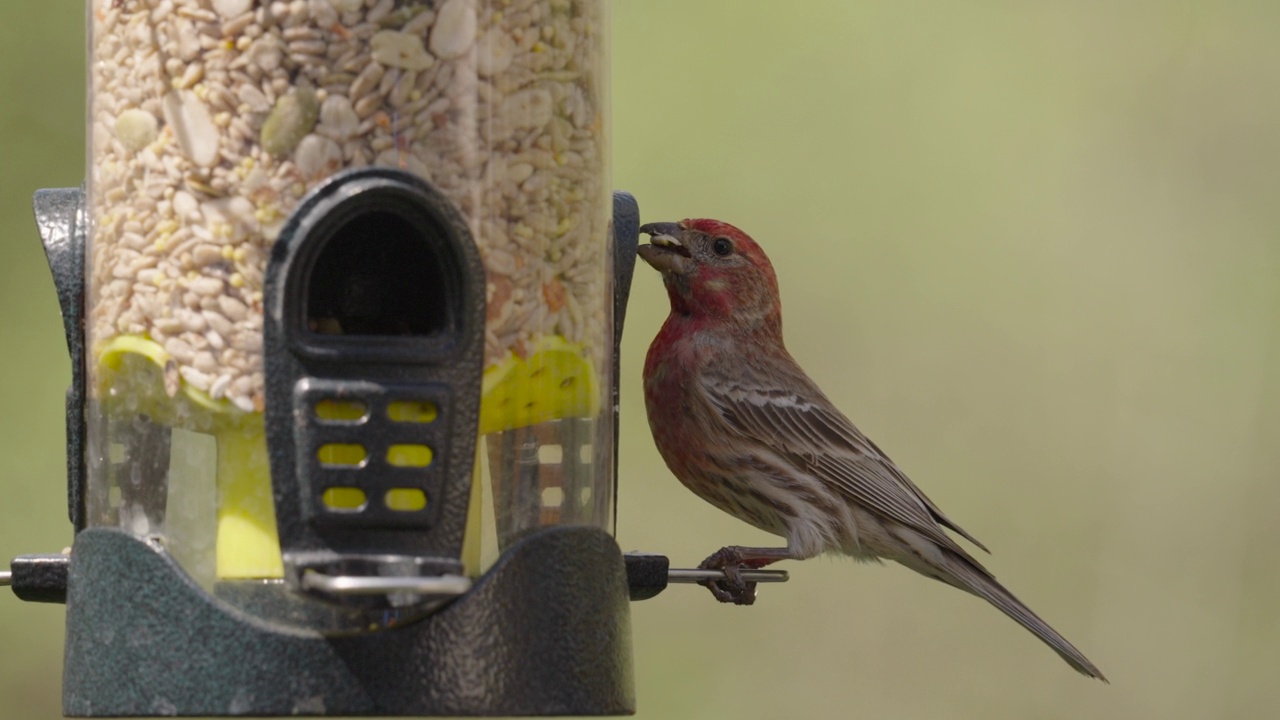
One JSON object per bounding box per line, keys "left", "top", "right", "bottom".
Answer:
{"left": 89, "top": 0, "right": 610, "bottom": 413}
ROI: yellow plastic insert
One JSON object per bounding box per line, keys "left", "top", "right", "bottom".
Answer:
{"left": 322, "top": 486, "right": 368, "bottom": 512}
{"left": 387, "top": 400, "right": 438, "bottom": 423}
{"left": 318, "top": 443, "right": 368, "bottom": 466}
{"left": 387, "top": 444, "right": 433, "bottom": 467}
{"left": 315, "top": 399, "right": 369, "bottom": 422}
{"left": 215, "top": 417, "right": 285, "bottom": 579}
{"left": 95, "top": 335, "right": 284, "bottom": 580}
{"left": 385, "top": 488, "right": 428, "bottom": 512}
{"left": 97, "top": 335, "right": 239, "bottom": 415}
{"left": 478, "top": 335, "right": 598, "bottom": 434}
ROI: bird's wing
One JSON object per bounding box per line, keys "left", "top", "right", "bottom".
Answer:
{"left": 701, "top": 354, "right": 990, "bottom": 557}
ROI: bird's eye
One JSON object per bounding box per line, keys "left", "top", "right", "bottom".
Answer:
{"left": 712, "top": 237, "right": 733, "bottom": 256}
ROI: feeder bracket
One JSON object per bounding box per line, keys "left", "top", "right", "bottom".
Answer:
{"left": 623, "top": 552, "right": 789, "bottom": 601}
{"left": 5, "top": 553, "right": 71, "bottom": 604}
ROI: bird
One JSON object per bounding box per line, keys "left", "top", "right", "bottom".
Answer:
{"left": 637, "top": 218, "right": 1106, "bottom": 681}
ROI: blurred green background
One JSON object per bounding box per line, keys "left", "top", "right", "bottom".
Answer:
{"left": 3, "top": 1, "right": 1280, "bottom": 718}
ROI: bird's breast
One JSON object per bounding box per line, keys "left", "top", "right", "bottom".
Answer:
{"left": 642, "top": 324, "right": 705, "bottom": 444}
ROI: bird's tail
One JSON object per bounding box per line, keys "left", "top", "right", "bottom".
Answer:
{"left": 939, "top": 553, "right": 1107, "bottom": 682}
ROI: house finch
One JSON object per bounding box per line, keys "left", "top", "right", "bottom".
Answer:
{"left": 637, "top": 219, "right": 1106, "bottom": 681}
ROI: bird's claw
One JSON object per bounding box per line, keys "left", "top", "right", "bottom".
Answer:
{"left": 697, "top": 547, "right": 759, "bottom": 606}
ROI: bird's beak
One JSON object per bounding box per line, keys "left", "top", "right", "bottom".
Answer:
{"left": 638, "top": 222, "right": 695, "bottom": 275}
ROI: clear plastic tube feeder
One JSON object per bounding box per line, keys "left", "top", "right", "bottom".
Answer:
{"left": 87, "top": 0, "right": 615, "bottom": 628}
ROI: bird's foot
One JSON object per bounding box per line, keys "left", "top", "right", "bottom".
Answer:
{"left": 697, "top": 546, "right": 758, "bottom": 606}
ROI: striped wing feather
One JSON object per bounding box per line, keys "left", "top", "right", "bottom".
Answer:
{"left": 701, "top": 356, "right": 990, "bottom": 560}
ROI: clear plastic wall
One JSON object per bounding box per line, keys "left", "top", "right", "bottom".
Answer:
{"left": 86, "top": 0, "right": 613, "bottom": 612}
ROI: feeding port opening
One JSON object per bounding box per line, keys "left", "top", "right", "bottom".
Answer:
{"left": 305, "top": 209, "right": 453, "bottom": 340}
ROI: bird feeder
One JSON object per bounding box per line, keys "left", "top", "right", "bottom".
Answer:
{"left": 3, "top": 0, "right": 792, "bottom": 714}
{"left": 7, "top": 0, "right": 637, "bottom": 715}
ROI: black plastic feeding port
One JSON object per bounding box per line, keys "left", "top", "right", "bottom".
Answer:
{"left": 265, "top": 167, "right": 485, "bottom": 586}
